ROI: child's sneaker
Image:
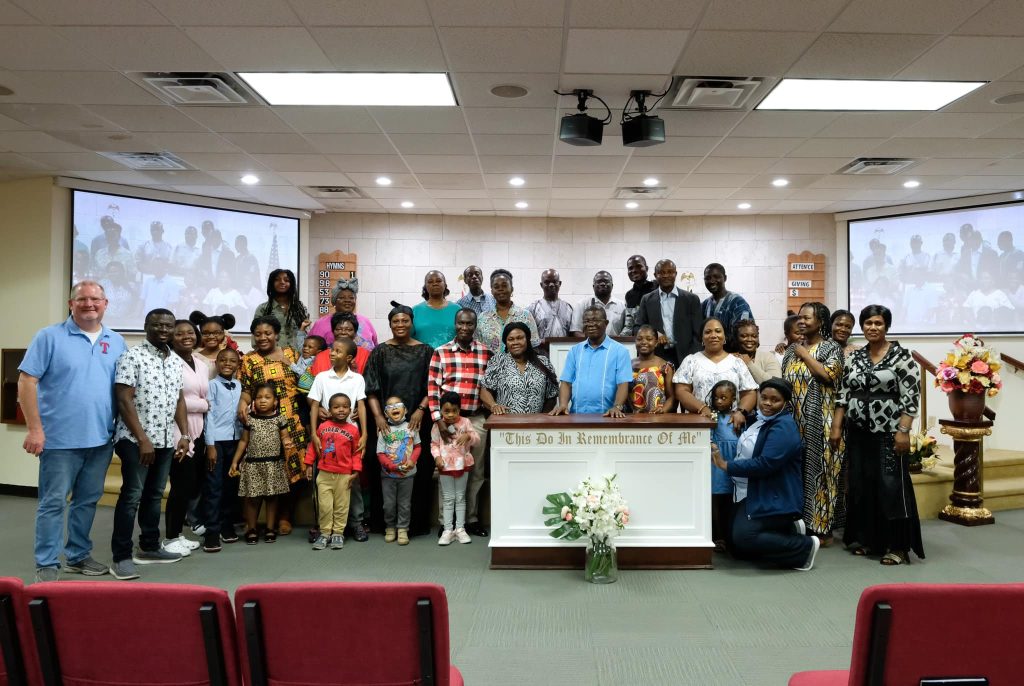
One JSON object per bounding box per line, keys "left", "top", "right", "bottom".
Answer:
{"left": 384, "top": 527, "right": 397, "bottom": 543}
{"left": 203, "top": 532, "right": 222, "bottom": 553}
{"left": 330, "top": 534, "right": 344, "bottom": 550}
{"left": 312, "top": 535, "right": 328, "bottom": 551}
{"left": 438, "top": 529, "right": 454, "bottom": 546}
{"left": 455, "top": 528, "right": 472, "bottom": 544}
{"left": 397, "top": 529, "right": 410, "bottom": 546}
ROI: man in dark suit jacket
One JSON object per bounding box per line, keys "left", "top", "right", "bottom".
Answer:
{"left": 635, "top": 259, "right": 703, "bottom": 367}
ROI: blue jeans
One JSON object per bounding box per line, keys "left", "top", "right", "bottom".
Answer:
{"left": 111, "top": 439, "right": 173, "bottom": 562}
{"left": 730, "top": 499, "right": 812, "bottom": 568}
{"left": 35, "top": 444, "right": 114, "bottom": 569}
{"left": 200, "top": 440, "right": 238, "bottom": 537}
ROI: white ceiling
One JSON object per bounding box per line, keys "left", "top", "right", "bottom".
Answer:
{"left": 3, "top": 0, "right": 1024, "bottom": 216}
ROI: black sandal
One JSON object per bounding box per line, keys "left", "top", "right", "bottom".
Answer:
{"left": 245, "top": 529, "right": 259, "bottom": 545}
{"left": 264, "top": 529, "right": 277, "bottom": 543}
{"left": 880, "top": 550, "right": 908, "bottom": 566}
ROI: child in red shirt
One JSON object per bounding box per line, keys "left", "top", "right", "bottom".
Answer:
{"left": 304, "top": 393, "right": 361, "bottom": 550}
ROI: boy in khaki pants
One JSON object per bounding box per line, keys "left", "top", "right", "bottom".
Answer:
{"left": 304, "top": 393, "right": 360, "bottom": 550}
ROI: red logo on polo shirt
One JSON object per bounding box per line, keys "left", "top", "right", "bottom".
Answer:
{"left": 99, "top": 341, "right": 110, "bottom": 354}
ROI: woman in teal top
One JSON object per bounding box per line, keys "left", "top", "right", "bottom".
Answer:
{"left": 411, "top": 270, "right": 461, "bottom": 349}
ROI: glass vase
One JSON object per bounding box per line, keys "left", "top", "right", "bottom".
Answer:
{"left": 585, "top": 537, "right": 618, "bottom": 584}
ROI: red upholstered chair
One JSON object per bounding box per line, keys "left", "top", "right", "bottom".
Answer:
{"left": 789, "top": 583, "right": 1024, "bottom": 686}
{"left": 0, "top": 578, "right": 33, "bottom": 686}
{"left": 235, "top": 582, "right": 464, "bottom": 686}
{"left": 23, "top": 582, "right": 240, "bottom": 686}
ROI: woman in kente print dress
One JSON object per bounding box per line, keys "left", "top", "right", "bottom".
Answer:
{"left": 782, "top": 302, "right": 844, "bottom": 546}
{"left": 238, "top": 315, "right": 308, "bottom": 535}
{"left": 629, "top": 325, "right": 675, "bottom": 413}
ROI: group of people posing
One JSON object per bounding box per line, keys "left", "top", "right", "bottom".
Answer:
{"left": 21, "top": 253, "right": 923, "bottom": 582}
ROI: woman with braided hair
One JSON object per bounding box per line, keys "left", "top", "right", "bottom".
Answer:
{"left": 252, "top": 269, "right": 310, "bottom": 352}
{"left": 782, "top": 301, "right": 845, "bottom": 547}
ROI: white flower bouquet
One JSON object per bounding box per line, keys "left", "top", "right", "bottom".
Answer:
{"left": 543, "top": 474, "right": 630, "bottom": 581}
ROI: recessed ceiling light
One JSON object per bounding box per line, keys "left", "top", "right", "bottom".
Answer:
{"left": 509, "top": 176, "right": 525, "bottom": 186}
{"left": 0, "top": 85, "right": 13, "bottom": 96}
{"left": 515, "top": 201, "right": 529, "bottom": 209}
{"left": 237, "top": 72, "right": 457, "bottom": 106}
{"left": 756, "top": 79, "right": 986, "bottom": 111}
{"left": 375, "top": 176, "right": 392, "bottom": 186}
{"left": 771, "top": 178, "right": 789, "bottom": 187}
{"left": 490, "top": 84, "right": 529, "bottom": 99}
{"left": 903, "top": 179, "right": 921, "bottom": 188}
{"left": 625, "top": 201, "right": 639, "bottom": 209}
{"left": 643, "top": 177, "right": 659, "bottom": 186}
{"left": 240, "top": 174, "right": 260, "bottom": 185}
{"left": 400, "top": 201, "right": 415, "bottom": 209}
{"left": 737, "top": 202, "right": 751, "bottom": 210}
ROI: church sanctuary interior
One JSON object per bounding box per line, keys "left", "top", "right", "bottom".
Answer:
{"left": 2, "top": 2, "right": 1024, "bottom": 685}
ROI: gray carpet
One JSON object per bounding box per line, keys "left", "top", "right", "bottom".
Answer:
{"left": 3, "top": 495, "right": 1022, "bottom": 686}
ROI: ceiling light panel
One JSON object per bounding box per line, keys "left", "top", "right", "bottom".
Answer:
{"left": 238, "top": 72, "right": 457, "bottom": 106}
{"left": 757, "top": 79, "right": 986, "bottom": 111}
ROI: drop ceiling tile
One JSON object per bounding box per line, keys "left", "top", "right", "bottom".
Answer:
{"left": 0, "top": 104, "right": 120, "bottom": 131}
{"left": 788, "top": 33, "right": 938, "bottom": 79}
{"left": 311, "top": 27, "right": 446, "bottom": 71}
{"left": 60, "top": 27, "right": 222, "bottom": 71}
{"left": 0, "top": 131, "right": 85, "bottom": 153}
{"left": 814, "top": 112, "right": 928, "bottom": 138}
{"left": 564, "top": 29, "right": 689, "bottom": 74}
{"left": 223, "top": 132, "right": 317, "bottom": 154}
{"left": 622, "top": 157, "right": 702, "bottom": 174}
{"left": 952, "top": 0, "right": 1024, "bottom": 36}
{"left": 0, "top": 71, "right": 160, "bottom": 105}
{"left": 304, "top": 134, "right": 397, "bottom": 155}
{"left": 425, "top": 189, "right": 490, "bottom": 199}
{"left": 549, "top": 198, "right": 608, "bottom": 210}
{"left": 23, "top": 152, "right": 127, "bottom": 171}
{"left": 434, "top": 198, "right": 494, "bottom": 209}
{"left": 554, "top": 138, "right": 631, "bottom": 156}
{"left": 650, "top": 199, "right": 718, "bottom": 211}
{"left": 631, "top": 137, "right": 721, "bottom": 157}
{"left": 898, "top": 113, "right": 1021, "bottom": 138}
{"left": 744, "top": 173, "right": 823, "bottom": 189}
{"left": 787, "top": 138, "right": 886, "bottom": 158}
{"left": 84, "top": 105, "right": 207, "bottom": 133}
{"left": 711, "top": 199, "right": 777, "bottom": 211}
{"left": 475, "top": 134, "right": 553, "bottom": 156}
{"left": 942, "top": 81, "right": 1024, "bottom": 114}
{"left": 69, "top": 170, "right": 168, "bottom": 185}
{"left": 363, "top": 187, "right": 430, "bottom": 199}
{"left": 0, "top": 152, "right": 52, "bottom": 170}
{"left": 787, "top": 187, "right": 860, "bottom": 200}
{"left": 493, "top": 199, "right": 549, "bottom": 212}
{"left": 464, "top": 108, "right": 556, "bottom": 135}
{"left": 729, "top": 186, "right": 794, "bottom": 200}
{"left": 710, "top": 137, "right": 803, "bottom": 157}
{"left": 272, "top": 107, "right": 381, "bottom": 134}
{"left": 377, "top": 198, "right": 437, "bottom": 210}
{"left": 870, "top": 137, "right": 1024, "bottom": 158}
{"left": 830, "top": 0, "right": 988, "bottom": 34}
{"left": 807, "top": 174, "right": 897, "bottom": 189}
{"left": 731, "top": 111, "right": 839, "bottom": 138}
{"left": 848, "top": 189, "right": 918, "bottom": 201}
{"left": 905, "top": 158, "right": 994, "bottom": 175}
{"left": 478, "top": 155, "right": 552, "bottom": 173}
{"left": 184, "top": 27, "right": 333, "bottom": 70}
{"left": 439, "top": 28, "right": 563, "bottom": 72}
{"left": 670, "top": 187, "right": 734, "bottom": 199}
{"left": 403, "top": 155, "right": 481, "bottom": 173}
{"left": 205, "top": 170, "right": 288, "bottom": 186}
{"left": 0, "top": 1, "right": 37, "bottom": 23}
{"left": 451, "top": 73, "right": 560, "bottom": 109}
{"left": 288, "top": 0, "right": 432, "bottom": 26}
{"left": 243, "top": 185, "right": 326, "bottom": 209}
{"left": 170, "top": 185, "right": 257, "bottom": 200}
{"left": 388, "top": 134, "right": 475, "bottom": 155}
{"left": 568, "top": 0, "right": 704, "bottom": 29}
{"left": 326, "top": 154, "right": 410, "bottom": 172}
{"left": 694, "top": 157, "right": 776, "bottom": 174}
{"left": 321, "top": 198, "right": 385, "bottom": 211}
{"left": 184, "top": 107, "right": 292, "bottom": 134}
{"left": 417, "top": 173, "right": 486, "bottom": 189}
{"left": 177, "top": 152, "right": 264, "bottom": 171}
{"left": 767, "top": 200, "right": 833, "bottom": 211}
{"left": 964, "top": 159, "right": 1024, "bottom": 175}
{"left": 898, "top": 37, "right": 1024, "bottom": 80}
{"left": 16, "top": 0, "right": 169, "bottom": 25}
{"left": 702, "top": 0, "right": 847, "bottom": 31}
{"left": 368, "top": 107, "right": 468, "bottom": 135}
{"left": 144, "top": 132, "right": 241, "bottom": 153}
{"left": 149, "top": 0, "right": 302, "bottom": 26}
{"left": 249, "top": 153, "right": 337, "bottom": 172}
{"left": 549, "top": 186, "right": 607, "bottom": 199}
{"left": 0, "top": 112, "right": 28, "bottom": 130}
{"left": 617, "top": 173, "right": 686, "bottom": 187}
{"left": 46, "top": 130, "right": 154, "bottom": 152}
{"left": 139, "top": 170, "right": 226, "bottom": 186}
{"left": 977, "top": 116, "right": 1024, "bottom": 139}
{"left": 768, "top": 157, "right": 850, "bottom": 174}
{"left": 677, "top": 30, "right": 818, "bottom": 77}
{"left": 429, "top": 0, "right": 565, "bottom": 26}
{"left": 552, "top": 156, "right": 626, "bottom": 174}
{"left": 345, "top": 172, "right": 417, "bottom": 187}
{"left": 550, "top": 174, "right": 619, "bottom": 187}
{"left": 558, "top": 73, "right": 672, "bottom": 94}
{"left": 0, "top": 27, "right": 110, "bottom": 70}
{"left": 656, "top": 110, "right": 747, "bottom": 138}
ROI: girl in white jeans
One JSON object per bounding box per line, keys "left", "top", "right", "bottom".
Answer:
{"left": 430, "top": 391, "right": 479, "bottom": 546}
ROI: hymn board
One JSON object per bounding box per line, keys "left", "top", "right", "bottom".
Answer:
{"left": 316, "top": 250, "right": 358, "bottom": 316}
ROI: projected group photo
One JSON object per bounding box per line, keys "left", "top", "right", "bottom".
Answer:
{"left": 849, "top": 201, "right": 1024, "bottom": 335}
{"left": 71, "top": 190, "right": 299, "bottom": 331}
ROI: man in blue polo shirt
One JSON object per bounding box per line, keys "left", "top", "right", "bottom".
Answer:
{"left": 19, "top": 281, "right": 126, "bottom": 582}
{"left": 551, "top": 305, "right": 632, "bottom": 417}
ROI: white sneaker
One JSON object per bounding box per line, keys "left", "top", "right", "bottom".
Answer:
{"left": 793, "top": 519, "right": 807, "bottom": 536}
{"left": 454, "top": 528, "right": 472, "bottom": 544}
{"left": 161, "top": 538, "right": 192, "bottom": 557}
{"left": 176, "top": 535, "right": 200, "bottom": 551}
{"left": 438, "top": 529, "right": 455, "bottom": 546}
{"left": 191, "top": 523, "right": 206, "bottom": 536}
{"left": 795, "top": 535, "right": 820, "bottom": 572}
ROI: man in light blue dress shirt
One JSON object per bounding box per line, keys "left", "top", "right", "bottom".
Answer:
{"left": 551, "top": 306, "right": 632, "bottom": 417}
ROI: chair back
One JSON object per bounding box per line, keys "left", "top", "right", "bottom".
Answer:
{"left": 235, "top": 582, "right": 456, "bottom": 686}
{"left": 0, "top": 578, "right": 32, "bottom": 686}
{"left": 848, "top": 583, "right": 1024, "bottom": 686}
{"left": 23, "top": 581, "right": 240, "bottom": 686}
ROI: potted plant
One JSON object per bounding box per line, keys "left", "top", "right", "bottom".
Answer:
{"left": 543, "top": 474, "right": 629, "bottom": 584}
{"left": 934, "top": 334, "right": 1002, "bottom": 421}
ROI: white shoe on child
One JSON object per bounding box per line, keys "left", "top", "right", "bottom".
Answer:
{"left": 438, "top": 529, "right": 455, "bottom": 546}
{"left": 161, "top": 538, "right": 192, "bottom": 557}
{"left": 455, "top": 528, "right": 472, "bottom": 544}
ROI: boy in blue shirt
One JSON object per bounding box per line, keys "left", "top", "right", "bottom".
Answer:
{"left": 200, "top": 348, "right": 243, "bottom": 552}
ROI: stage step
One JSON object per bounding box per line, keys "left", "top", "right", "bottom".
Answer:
{"left": 911, "top": 446, "right": 1024, "bottom": 519}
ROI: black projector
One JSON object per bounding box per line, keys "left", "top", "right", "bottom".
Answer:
{"left": 621, "top": 115, "right": 665, "bottom": 147}
{"left": 559, "top": 113, "right": 604, "bottom": 146}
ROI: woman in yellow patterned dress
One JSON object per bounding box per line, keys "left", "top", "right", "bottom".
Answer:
{"left": 238, "top": 315, "right": 308, "bottom": 535}
{"left": 629, "top": 325, "right": 675, "bottom": 413}
{"left": 782, "top": 302, "right": 845, "bottom": 546}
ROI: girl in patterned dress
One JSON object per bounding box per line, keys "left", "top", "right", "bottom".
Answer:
{"left": 229, "top": 383, "right": 294, "bottom": 544}
{"left": 629, "top": 325, "right": 675, "bottom": 413}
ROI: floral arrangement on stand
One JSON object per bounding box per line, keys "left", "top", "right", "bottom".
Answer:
{"left": 935, "top": 334, "right": 1003, "bottom": 396}
{"left": 543, "top": 474, "right": 630, "bottom": 584}
{"left": 908, "top": 430, "right": 939, "bottom": 472}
